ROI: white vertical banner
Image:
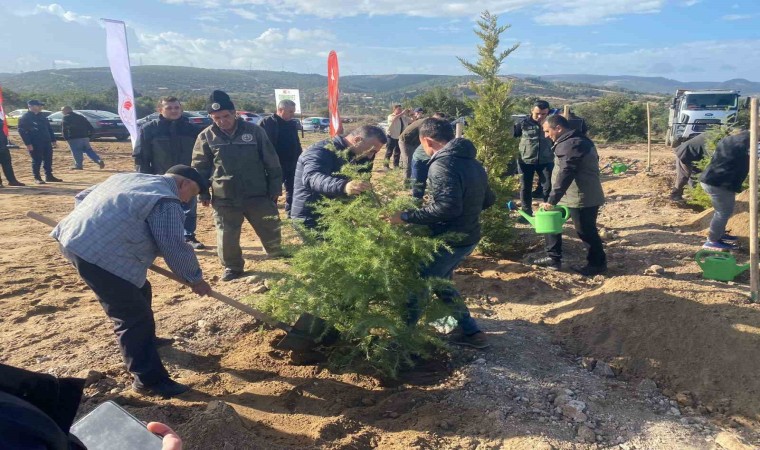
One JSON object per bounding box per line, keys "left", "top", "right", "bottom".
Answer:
{"left": 103, "top": 19, "right": 138, "bottom": 148}
{"left": 274, "top": 89, "right": 301, "bottom": 114}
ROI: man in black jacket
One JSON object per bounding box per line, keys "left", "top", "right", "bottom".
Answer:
{"left": 699, "top": 130, "right": 750, "bottom": 251}
{"left": 0, "top": 119, "right": 24, "bottom": 186}
{"left": 670, "top": 133, "right": 707, "bottom": 201}
{"left": 136, "top": 97, "right": 204, "bottom": 249}
{"left": 391, "top": 117, "right": 495, "bottom": 349}
{"left": 259, "top": 99, "right": 302, "bottom": 217}
{"left": 18, "top": 100, "right": 62, "bottom": 184}
{"left": 61, "top": 106, "right": 105, "bottom": 170}
{"left": 291, "top": 125, "right": 386, "bottom": 229}
{"left": 537, "top": 114, "right": 606, "bottom": 276}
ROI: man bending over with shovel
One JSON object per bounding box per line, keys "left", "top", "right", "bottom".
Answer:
{"left": 51, "top": 165, "right": 212, "bottom": 398}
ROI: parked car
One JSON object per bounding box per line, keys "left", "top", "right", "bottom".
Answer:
{"left": 301, "top": 119, "right": 316, "bottom": 132}
{"left": 304, "top": 117, "right": 330, "bottom": 132}
{"left": 47, "top": 110, "right": 130, "bottom": 141}
{"left": 137, "top": 111, "right": 212, "bottom": 130}
{"left": 290, "top": 118, "right": 303, "bottom": 131}
{"left": 5, "top": 109, "right": 52, "bottom": 128}
{"left": 237, "top": 111, "right": 262, "bottom": 125}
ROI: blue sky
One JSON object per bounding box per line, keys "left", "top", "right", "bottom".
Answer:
{"left": 0, "top": 0, "right": 758, "bottom": 81}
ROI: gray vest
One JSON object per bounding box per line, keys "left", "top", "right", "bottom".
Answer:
{"left": 518, "top": 120, "right": 553, "bottom": 165}
{"left": 52, "top": 173, "right": 180, "bottom": 287}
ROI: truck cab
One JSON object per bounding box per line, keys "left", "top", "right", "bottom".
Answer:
{"left": 666, "top": 89, "right": 740, "bottom": 147}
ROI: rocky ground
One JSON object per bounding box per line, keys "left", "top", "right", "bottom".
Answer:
{"left": 1, "top": 133, "right": 759, "bottom": 449}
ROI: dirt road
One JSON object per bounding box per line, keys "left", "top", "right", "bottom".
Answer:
{"left": 1, "top": 135, "right": 758, "bottom": 449}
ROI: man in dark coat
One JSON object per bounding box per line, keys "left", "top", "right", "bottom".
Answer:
{"left": 61, "top": 106, "right": 105, "bottom": 170}
{"left": 18, "top": 100, "right": 61, "bottom": 184}
{"left": 536, "top": 114, "right": 606, "bottom": 276}
{"left": 391, "top": 117, "right": 495, "bottom": 349}
{"left": 291, "top": 125, "right": 387, "bottom": 229}
{"left": 670, "top": 133, "right": 707, "bottom": 201}
{"left": 259, "top": 99, "right": 302, "bottom": 217}
{"left": 136, "top": 97, "right": 204, "bottom": 249}
{"left": 699, "top": 130, "right": 750, "bottom": 250}
{"left": 0, "top": 119, "right": 24, "bottom": 186}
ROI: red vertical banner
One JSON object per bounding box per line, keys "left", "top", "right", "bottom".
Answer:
{"left": 327, "top": 50, "right": 341, "bottom": 137}
{"left": 0, "top": 85, "right": 8, "bottom": 137}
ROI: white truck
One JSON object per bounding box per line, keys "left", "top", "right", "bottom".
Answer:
{"left": 665, "top": 89, "right": 741, "bottom": 147}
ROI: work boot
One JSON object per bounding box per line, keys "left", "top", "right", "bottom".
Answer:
{"left": 132, "top": 378, "right": 189, "bottom": 398}
{"left": 221, "top": 268, "right": 243, "bottom": 282}
{"left": 185, "top": 236, "right": 205, "bottom": 250}
{"left": 702, "top": 240, "right": 733, "bottom": 251}
{"left": 34, "top": 178, "right": 46, "bottom": 185}
{"left": 8, "top": 180, "right": 25, "bottom": 186}
{"left": 573, "top": 264, "right": 608, "bottom": 277}
{"left": 448, "top": 330, "right": 490, "bottom": 349}
{"left": 154, "top": 336, "right": 175, "bottom": 347}
{"left": 70, "top": 165, "right": 83, "bottom": 170}
{"left": 45, "top": 175, "right": 63, "bottom": 182}
{"left": 533, "top": 256, "right": 561, "bottom": 271}
{"left": 98, "top": 160, "right": 105, "bottom": 169}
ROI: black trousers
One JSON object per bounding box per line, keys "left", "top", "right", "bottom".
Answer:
{"left": 282, "top": 160, "right": 297, "bottom": 217}
{"left": 30, "top": 143, "right": 53, "bottom": 179}
{"left": 545, "top": 205, "right": 606, "bottom": 267}
{"left": 0, "top": 147, "right": 18, "bottom": 184}
{"left": 384, "top": 137, "right": 400, "bottom": 167}
{"left": 68, "top": 253, "right": 169, "bottom": 386}
{"left": 518, "top": 160, "right": 553, "bottom": 212}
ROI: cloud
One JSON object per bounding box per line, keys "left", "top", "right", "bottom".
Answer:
{"left": 681, "top": 0, "right": 700, "bottom": 6}
{"left": 230, "top": 8, "right": 257, "bottom": 20}
{"left": 286, "top": 28, "right": 335, "bottom": 41}
{"left": 53, "top": 59, "right": 80, "bottom": 67}
{"left": 722, "top": 14, "right": 753, "bottom": 21}
{"left": 159, "top": 0, "right": 666, "bottom": 24}
{"left": 32, "top": 3, "right": 96, "bottom": 25}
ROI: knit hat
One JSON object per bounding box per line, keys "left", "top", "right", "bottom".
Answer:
{"left": 166, "top": 164, "right": 210, "bottom": 197}
{"left": 206, "top": 90, "right": 235, "bottom": 113}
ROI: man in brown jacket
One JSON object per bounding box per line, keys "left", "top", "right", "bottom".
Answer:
{"left": 192, "top": 90, "right": 283, "bottom": 281}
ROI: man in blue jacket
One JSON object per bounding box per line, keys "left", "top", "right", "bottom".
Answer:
{"left": 18, "top": 100, "right": 61, "bottom": 184}
{"left": 390, "top": 117, "right": 495, "bottom": 349}
{"left": 291, "top": 125, "right": 387, "bottom": 229}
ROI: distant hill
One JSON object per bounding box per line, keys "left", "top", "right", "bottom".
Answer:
{"left": 0, "top": 66, "right": 652, "bottom": 101}
{"left": 535, "top": 74, "right": 760, "bottom": 96}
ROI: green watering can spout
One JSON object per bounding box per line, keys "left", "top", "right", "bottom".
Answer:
{"left": 695, "top": 249, "right": 749, "bottom": 281}
{"left": 518, "top": 209, "right": 535, "bottom": 227}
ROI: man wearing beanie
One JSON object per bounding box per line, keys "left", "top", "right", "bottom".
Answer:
{"left": 51, "top": 165, "right": 212, "bottom": 398}
{"left": 192, "top": 90, "right": 283, "bottom": 281}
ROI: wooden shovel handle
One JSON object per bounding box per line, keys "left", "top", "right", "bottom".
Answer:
{"left": 26, "top": 211, "right": 290, "bottom": 332}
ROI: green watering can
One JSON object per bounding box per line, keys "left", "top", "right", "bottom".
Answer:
{"left": 518, "top": 205, "right": 570, "bottom": 234}
{"left": 611, "top": 162, "right": 629, "bottom": 174}
{"left": 695, "top": 249, "right": 749, "bottom": 281}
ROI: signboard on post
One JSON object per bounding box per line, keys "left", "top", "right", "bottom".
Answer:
{"left": 274, "top": 89, "right": 301, "bottom": 114}
{"left": 327, "top": 50, "right": 341, "bottom": 137}
{"left": 103, "top": 19, "right": 138, "bottom": 148}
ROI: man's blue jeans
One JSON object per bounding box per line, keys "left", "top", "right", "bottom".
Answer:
{"left": 182, "top": 196, "right": 198, "bottom": 239}
{"left": 408, "top": 243, "right": 480, "bottom": 335}
{"left": 67, "top": 138, "right": 102, "bottom": 168}
{"left": 701, "top": 182, "right": 736, "bottom": 242}
{"left": 410, "top": 157, "right": 429, "bottom": 199}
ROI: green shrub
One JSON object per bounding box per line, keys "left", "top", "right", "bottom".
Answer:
{"left": 262, "top": 162, "right": 455, "bottom": 378}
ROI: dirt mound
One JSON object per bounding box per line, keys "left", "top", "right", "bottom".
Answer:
{"left": 544, "top": 275, "right": 760, "bottom": 419}
{"left": 177, "top": 400, "right": 283, "bottom": 450}
{"left": 687, "top": 191, "right": 752, "bottom": 245}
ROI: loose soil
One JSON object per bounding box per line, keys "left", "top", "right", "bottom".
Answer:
{"left": 1, "top": 134, "right": 759, "bottom": 449}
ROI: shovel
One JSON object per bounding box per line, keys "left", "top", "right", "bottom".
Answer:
{"left": 26, "top": 211, "right": 335, "bottom": 352}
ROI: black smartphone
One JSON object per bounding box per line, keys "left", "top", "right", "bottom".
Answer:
{"left": 70, "top": 401, "right": 163, "bottom": 450}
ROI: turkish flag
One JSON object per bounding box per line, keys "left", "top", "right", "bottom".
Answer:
{"left": 0, "top": 85, "right": 8, "bottom": 137}
{"left": 327, "top": 50, "right": 341, "bottom": 137}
